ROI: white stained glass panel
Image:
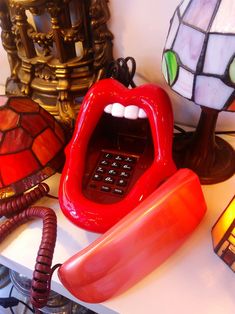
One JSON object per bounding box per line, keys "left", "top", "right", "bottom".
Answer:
{"left": 203, "top": 34, "right": 235, "bottom": 75}
{"left": 173, "top": 24, "right": 205, "bottom": 71}
{"left": 195, "top": 76, "right": 234, "bottom": 109}
{"left": 211, "top": 0, "right": 235, "bottom": 33}
{"left": 172, "top": 67, "right": 194, "bottom": 99}
{"left": 183, "top": 0, "right": 218, "bottom": 31}
{"left": 165, "top": 12, "right": 180, "bottom": 50}
{"left": 179, "top": 0, "right": 191, "bottom": 17}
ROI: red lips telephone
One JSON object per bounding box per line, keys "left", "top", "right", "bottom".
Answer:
{"left": 59, "top": 78, "right": 177, "bottom": 233}
{"left": 0, "top": 87, "right": 206, "bottom": 310}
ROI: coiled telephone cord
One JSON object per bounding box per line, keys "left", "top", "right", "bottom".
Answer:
{"left": 0, "top": 184, "right": 58, "bottom": 310}
{"left": 0, "top": 206, "right": 57, "bottom": 309}
{"left": 0, "top": 183, "right": 50, "bottom": 218}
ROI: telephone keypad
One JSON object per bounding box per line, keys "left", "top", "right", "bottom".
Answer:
{"left": 89, "top": 151, "right": 138, "bottom": 197}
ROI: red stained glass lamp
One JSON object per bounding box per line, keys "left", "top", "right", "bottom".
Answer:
{"left": 0, "top": 95, "right": 65, "bottom": 200}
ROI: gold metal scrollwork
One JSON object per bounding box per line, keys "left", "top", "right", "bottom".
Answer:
{"left": 0, "top": 0, "right": 113, "bottom": 129}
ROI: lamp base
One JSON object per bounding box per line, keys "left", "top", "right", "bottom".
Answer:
{"left": 173, "top": 106, "right": 235, "bottom": 185}
{"left": 173, "top": 133, "right": 235, "bottom": 184}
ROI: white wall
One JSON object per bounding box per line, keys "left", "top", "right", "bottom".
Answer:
{"left": 0, "top": 0, "right": 234, "bottom": 129}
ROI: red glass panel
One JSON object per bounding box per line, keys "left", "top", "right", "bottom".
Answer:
{"left": 0, "top": 128, "right": 33, "bottom": 154}
{"left": 9, "top": 98, "right": 39, "bottom": 113}
{"left": 54, "top": 121, "right": 65, "bottom": 143}
{"left": 0, "top": 109, "right": 19, "bottom": 131}
{"left": 0, "top": 150, "right": 39, "bottom": 186}
{"left": 228, "top": 99, "right": 235, "bottom": 111}
{"left": 32, "top": 128, "right": 62, "bottom": 166}
{"left": 0, "top": 96, "right": 8, "bottom": 108}
{"left": 40, "top": 107, "right": 55, "bottom": 128}
{"left": 21, "top": 114, "right": 47, "bottom": 137}
{"left": 0, "top": 132, "right": 3, "bottom": 142}
{"left": 0, "top": 178, "right": 3, "bottom": 188}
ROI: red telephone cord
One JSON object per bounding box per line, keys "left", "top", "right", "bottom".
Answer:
{"left": 0, "top": 184, "right": 57, "bottom": 309}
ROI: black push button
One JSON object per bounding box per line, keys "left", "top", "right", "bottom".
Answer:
{"left": 115, "top": 155, "right": 123, "bottom": 161}
{"left": 100, "top": 160, "right": 109, "bottom": 166}
{"left": 93, "top": 174, "right": 102, "bottom": 181}
{"left": 111, "top": 162, "right": 120, "bottom": 168}
{"left": 120, "top": 171, "right": 129, "bottom": 178}
{"left": 113, "top": 188, "right": 124, "bottom": 195}
{"left": 124, "top": 157, "right": 136, "bottom": 163}
{"left": 123, "top": 164, "right": 132, "bottom": 171}
{"left": 104, "top": 153, "right": 113, "bottom": 159}
{"left": 96, "top": 167, "right": 105, "bottom": 173}
{"left": 117, "top": 179, "right": 127, "bottom": 187}
{"left": 101, "top": 186, "right": 111, "bottom": 192}
{"left": 104, "top": 176, "right": 115, "bottom": 184}
{"left": 108, "top": 169, "right": 118, "bottom": 176}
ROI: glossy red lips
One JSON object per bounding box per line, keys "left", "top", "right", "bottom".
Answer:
{"left": 59, "top": 78, "right": 177, "bottom": 232}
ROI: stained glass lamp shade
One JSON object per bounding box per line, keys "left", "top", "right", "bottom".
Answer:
{"left": 162, "top": 0, "right": 235, "bottom": 184}
{"left": 212, "top": 196, "right": 235, "bottom": 272}
{"left": 0, "top": 96, "right": 65, "bottom": 199}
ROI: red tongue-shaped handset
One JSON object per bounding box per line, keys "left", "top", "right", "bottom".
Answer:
{"left": 59, "top": 78, "right": 177, "bottom": 233}
{"left": 58, "top": 168, "right": 206, "bottom": 303}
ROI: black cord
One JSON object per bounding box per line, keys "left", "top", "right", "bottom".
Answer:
{"left": 215, "top": 130, "right": 235, "bottom": 135}
{"left": 174, "top": 125, "right": 187, "bottom": 134}
{"left": 106, "top": 56, "right": 137, "bottom": 88}
{"left": 8, "top": 285, "right": 35, "bottom": 313}
{"left": 9, "top": 285, "right": 14, "bottom": 297}
{"left": 18, "top": 300, "right": 35, "bottom": 313}
{"left": 174, "top": 125, "right": 235, "bottom": 136}
{"left": 9, "top": 285, "right": 14, "bottom": 314}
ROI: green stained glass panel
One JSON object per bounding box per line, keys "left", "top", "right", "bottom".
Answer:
{"left": 163, "top": 51, "right": 179, "bottom": 86}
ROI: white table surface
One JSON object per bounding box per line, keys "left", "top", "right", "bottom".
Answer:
{"left": 0, "top": 134, "right": 234, "bottom": 314}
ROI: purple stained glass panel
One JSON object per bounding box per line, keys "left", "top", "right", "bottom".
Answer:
{"left": 173, "top": 24, "right": 205, "bottom": 71}
{"left": 183, "top": 0, "right": 218, "bottom": 31}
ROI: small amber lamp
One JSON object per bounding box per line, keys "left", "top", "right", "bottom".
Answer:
{"left": 212, "top": 197, "right": 235, "bottom": 272}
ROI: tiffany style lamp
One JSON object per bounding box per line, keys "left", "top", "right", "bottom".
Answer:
{"left": 212, "top": 196, "right": 235, "bottom": 272}
{"left": 0, "top": 95, "right": 65, "bottom": 199}
{"left": 162, "top": 0, "right": 235, "bottom": 184}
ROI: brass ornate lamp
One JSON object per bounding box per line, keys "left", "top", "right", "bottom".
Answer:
{"left": 0, "top": 0, "right": 113, "bottom": 126}
{"left": 162, "top": 0, "right": 235, "bottom": 184}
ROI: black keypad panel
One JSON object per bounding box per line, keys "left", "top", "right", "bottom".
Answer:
{"left": 88, "top": 151, "right": 138, "bottom": 197}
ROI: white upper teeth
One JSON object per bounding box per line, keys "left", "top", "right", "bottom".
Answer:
{"left": 104, "top": 103, "right": 147, "bottom": 120}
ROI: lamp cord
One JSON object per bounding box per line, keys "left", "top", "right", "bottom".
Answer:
{"left": 106, "top": 56, "right": 137, "bottom": 88}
